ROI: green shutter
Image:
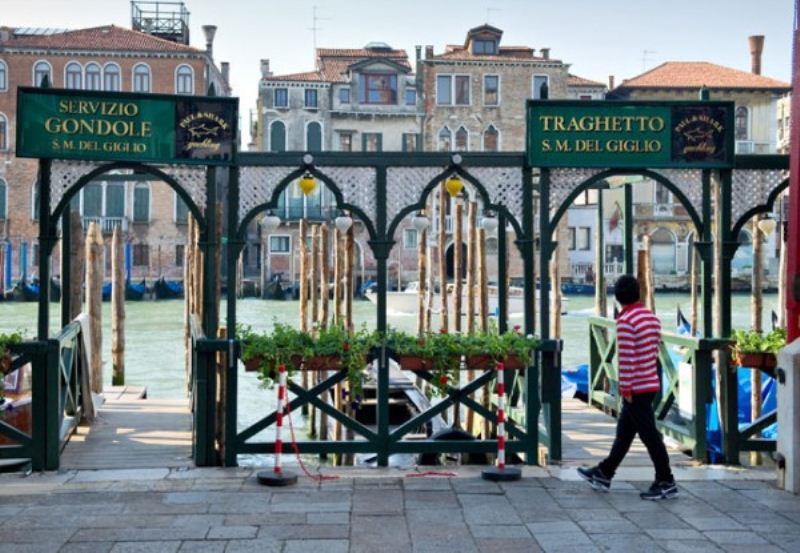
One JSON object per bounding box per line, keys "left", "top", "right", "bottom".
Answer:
{"left": 133, "top": 185, "right": 150, "bottom": 222}
{"left": 361, "top": 133, "right": 367, "bottom": 152}
{"left": 105, "top": 184, "right": 125, "bottom": 218}
{"left": 176, "top": 195, "right": 189, "bottom": 223}
{"left": 307, "top": 122, "right": 322, "bottom": 151}
{"left": 0, "top": 181, "right": 6, "bottom": 219}
{"left": 377, "top": 133, "right": 383, "bottom": 152}
{"left": 83, "top": 183, "right": 102, "bottom": 217}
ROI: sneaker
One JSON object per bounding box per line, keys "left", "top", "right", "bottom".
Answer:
{"left": 577, "top": 466, "right": 611, "bottom": 492}
{"left": 640, "top": 480, "right": 678, "bottom": 500}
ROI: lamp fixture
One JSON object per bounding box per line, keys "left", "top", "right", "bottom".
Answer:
{"left": 412, "top": 212, "right": 430, "bottom": 233}
{"left": 757, "top": 215, "right": 777, "bottom": 237}
{"left": 335, "top": 214, "right": 353, "bottom": 233}
{"left": 261, "top": 212, "right": 281, "bottom": 232}
{"left": 445, "top": 174, "right": 463, "bottom": 198}
{"left": 481, "top": 213, "right": 499, "bottom": 234}
{"left": 299, "top": 173, "right": 317, "bottom": 196}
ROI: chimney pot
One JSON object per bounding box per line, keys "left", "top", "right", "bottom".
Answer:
{"left": 202, "top": 25, "right": 217, "bottom": 57}
{"left": 540, "top": 48, "right": 550, "bottom": 60}
{"left": 415, "top": 45, "right": 422, "bottom": 62}
{"left": 260, "top": 59, "right": 272, "bottom": 79}
{"left": 749, "top": 35, "right": 765, "bottom": 75}
{"left": 608, "top": 75, "right": 615, "bottom": 90}
{"left": 0, "top": 27, "right": 10, "bottom": 42}
{"left": 425, "top": 45, "right": 434, "bottom": 59}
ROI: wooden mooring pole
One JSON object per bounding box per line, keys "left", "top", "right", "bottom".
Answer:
{"left": 465, "top": 201, "right": 477, "bottom": 435}
{"left": 751, "top": 215, "right": 764, "bottom": 465}
{"left": 86, "top": 222, "right": 103, "bottom": 394}
{"left": 69, "top": 211, "right": 83, "bottom": 321}
{"left": 111, "top": 227, "right": 125, "bottom": 386}
{"left": 438, "top": 184, "right": 449, "bottom": 332}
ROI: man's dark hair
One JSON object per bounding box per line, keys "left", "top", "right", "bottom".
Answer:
{"left": 614, "top": 274, "right": 641, "bottom": 306}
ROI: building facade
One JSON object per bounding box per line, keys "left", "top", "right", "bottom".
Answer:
{"left": 0, "top": 19, "right": 230, "bottom": 286}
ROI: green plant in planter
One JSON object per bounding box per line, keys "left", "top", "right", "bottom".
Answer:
{"left": 498, "top": 329, "right": 539, "bottom": 366}
{"left": 427, "top": 330, "right": 463, "bottom": 396}
{"left": 384, "top": 327, "right": 426, "bottom": 357}
{"left": 314, "top": 324, "right": 378, "bottom": 409}
{"left": 732, "top": 327, "right": 787, "bottom": 355}
{"left": 238, "top": 322, "right": 313, "bottom": 387}
{"left": 0, "top": 330, "right": 24, "bottom": 403}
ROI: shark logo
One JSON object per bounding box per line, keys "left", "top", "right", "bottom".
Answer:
{"left": 187, "top": 123, "right": 221, "bottom": 141}
{"left": 683, "top": 127, "right": 714, "bottom": 143}
{"left": 671, "top": 106, "right": 729, "bottom": 163}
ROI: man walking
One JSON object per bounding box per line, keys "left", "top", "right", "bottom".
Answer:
{"left": 578, "top": 274, "right": 677, "bottom": 500}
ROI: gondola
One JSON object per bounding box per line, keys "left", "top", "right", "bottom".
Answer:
{"left": 153, "top": 277, "right": 184, "bottom": 300}
{"left": 125, "top": 279, "right": 147, "bottom": 301}
{"left": 262, "top": 277, "right": 286, "bottom": 300}
{"left": 11, "top": 281, "right": 38, "bottom": 302}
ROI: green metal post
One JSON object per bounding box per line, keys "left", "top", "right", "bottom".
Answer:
{"left": 225, "top": 166, "right": 240, "bottom": 467}
{"left": 37, "top": 159, "right": 52, "bottom": 341}
{"left": 497, "top": 211, "right": 508, "bottom": 333}
{"left": 373, "top": 165, "right": 391, "bottom": 466}
{"left": 539, "top": 169, "right": 551, "bottom": 340}
{"left": 700, "top": 170, "right": 713, "bottom": 338}
{"left": 201, "top": 166, "right": 218, "bottom": 464}
{"left": 44, "top": 339, "right": 60, "bottom": 470}
{"left": 624, "top": 183, "right": 634, "bottom": 274}
{"left": 61, "top": 207, "right": 71, "bottom": 329}
{"left": 595, "top": 187, "right": 605, "bottom": 314}
{"left": 31, "top": 347, "right": 47, "bottom": 470}
{"left": 719, "top": 169, "right": 738, "bottom": 463}
{"left": 693, "top": 345, "right": 711, "bottom": 461}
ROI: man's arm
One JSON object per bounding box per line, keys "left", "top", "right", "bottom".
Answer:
{"left": 616, "top": 320, "right": 635, "bottom": 401}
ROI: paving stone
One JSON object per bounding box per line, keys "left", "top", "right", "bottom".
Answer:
{"left": 404, "top": 490, "right": 460, "bottom": 510}
{"left": 661, "top": 540, "right": 723, "bottom": 553}
{"left": 223, "top": 538, "right": 282, "bottom": 553}
{"left": 177, "top": 542, "right": 226, "bottom": 553}
{"left": 527, "top": 520, "right": 583, "bottom": 534}
{"left": 283, "top": 540, "right": 349, "bottom": 553}
{"left": 171, "top": 515, "right": 226, "bottom": 528}
{"left": 59, "top": 544, "right": 115, "bottom": 553}
{"left": 685, "top": 516, "right": 746, "bottom": 531}
{"left": 109, "top": 543, "right": 180, "bottom": 553}
{"left": 70, "top": 527, "right": 209, "bottom": 543}
{"left": 722, "top": 546, "right": 786, "bottom": 553}
{"left": 451, "top": 479, "right": 503, "bottom": 495}
{"left": 306, "top": 512, "right": 349, "bottom": 525}
{"left": 469, "top": 524, "right": 531, "bottom": 539}
{"left": 702, "top": 530, "right": 770, "bottom": 545}
{"left": 644, "top": 528, "right": 704, "bottom": 540}
{"left": 206, "top": 525, "right": 257, "bottom": 540}
{"left": 0, "top": 527, "right": 76, "bottom": 544}
{"left": 577, "top": 519, "right": 639, "bottom": 534}
{"left": 476, "top": 537, "right": 542, "bottom": 553}
{"left": 257, "top": 523, "right": 349, "bottom": 540}
{"left": 459, "top": 494, "right": 521, "bottom": 525}
{"left": 351, "top": 514, "right": 410, "bottom": 553}
{"left": 589, "top": 533, "right": 663, "bottom": 553}
{"left": 353, "top": 489, "right": 403, "bottom": 515}
{"left": 403, "top": 477, "right": 453, "bottom": 491}
{"left": 532, "top": 531, "right": 593, "bottom": 552}
{"left": 223, "top": 513, "right": 306, "bottom": 526}
{"left": 569, "top": 508, "right": 628, "bottom": 522}
{"left": 763, "top": 534, "right": 800, "bottom": 552}
{"left": 625, "top": 510, "right": 690, "bottom": 530}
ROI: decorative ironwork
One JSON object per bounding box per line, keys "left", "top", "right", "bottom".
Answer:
{"left": 386, "top": 167, "right": 444, "bottom": 226}
{"left": 316, "top": 166, "right": 378, "bottom": 223}
{"left": 50, "top": 160, "right": 102, "bottom": 213}
{"left": 652, "top": 169, "right": 703, "bottom": 214}
{"left": 731, "top": 169, "right": 789, "bottom": 226}
{"left": 160, "top": 165, "right": 208, "bottom": 213}
{"left": 467, "top": 167, "right": 524, "bottom": 228}
{"left": 549, "top": 168, "right": 608, "bottom": 214}
{"left": 238, "top": 165, "right": 298, "bottom": 223}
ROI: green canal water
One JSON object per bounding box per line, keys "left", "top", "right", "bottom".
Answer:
{"left": 0, "top": 293, "right": 779, "bottom": 446}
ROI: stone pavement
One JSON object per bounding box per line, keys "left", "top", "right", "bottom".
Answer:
{"left": 1, "top": 465, "right": 799, "bottom": 553}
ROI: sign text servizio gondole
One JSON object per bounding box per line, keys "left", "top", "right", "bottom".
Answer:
{"left": 16, "top": 88, "right": 238, "bottom": 166}
{"left": 526, "top": 100, "right": 734, "bottom": 169}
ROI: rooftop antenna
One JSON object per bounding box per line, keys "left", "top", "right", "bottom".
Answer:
{"left": 309, "top": 5, "right": 331, "bottom": 63}
{"left": 641, "top": 49, "right": 657, "bottom": 72}
{"left": 485, "top": 7, "right": 501, "bottom": 24}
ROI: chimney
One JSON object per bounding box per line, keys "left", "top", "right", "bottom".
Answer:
{"left": 0, "top": 27, "right": 10, "bottom": 42}
{"left": 531, "top": 48, "right": 536, "bottom": 58}
{"left": 749, "top": 35, "right": 764, "bottom": 75}
{"left": 415, "top": 45, "right": 422, "bottom": 62}
{"left": 540, "top": 48, "right": 550, "bottom": 60}
{"left": 260, "top": 59, "right": 272, "bottom": 79}
{"left": 425, "top": 45, "right": 434, "bottom": 59}
{"left": 608, "top": 75, "right": 615, "bottom": 90}
{"left": 221, "top": 62, "right": 230, "bottom": 84}
{"left": 202, "top": 25, "right": 217, "bottom": 58}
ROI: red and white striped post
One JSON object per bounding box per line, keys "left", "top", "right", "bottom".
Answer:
{"left": 257, "top": 364, "right": 298, "bottom": 486}
{"left": 482, "top": 361, "right": 521, "bottom": 481}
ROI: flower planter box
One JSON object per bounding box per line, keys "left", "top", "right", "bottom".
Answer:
{"left": 502, "top": 355, "right": 527, "bottom": 370}
{"left": 397, "top": 355, "right": 429, "bottom": 370}
{"left": 733, "top": 351, "right": 777, "bottom": 373}
{"left": 304, "top": 355, "right": 343, "bottom": 371}
{"left": 466, "top": 354, "right": 495, "bottom": 370}
{"left": 242, "top": 354, "right": 302, "bottom": 372}
{"left": 0, "top": 351, "right": 12, "bottom": 375}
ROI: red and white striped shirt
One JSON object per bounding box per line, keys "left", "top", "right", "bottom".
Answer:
{"left": 616, "top": 303, "right": 661, "bottom": 395}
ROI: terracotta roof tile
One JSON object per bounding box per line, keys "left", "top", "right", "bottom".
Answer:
{"left": 267, "top": 47, "right": 411, "bottom": 84}
{"left": 618, "top": 62, "right": 789, "bottom": 90}
{"left": 567, "top": 74, "right": 606, "bottom": 87}
{"left": 431, "top": 46, "right": 557, "bottom": 63}
{"left": 2, "top": 25, "right": 201, "bottom": 53}
{"left": 265, "top": 70, "right": 325, "bottom": 83}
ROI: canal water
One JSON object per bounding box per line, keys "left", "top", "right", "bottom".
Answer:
{"left": 0, "top": 293, "right": 779, "bottom": 450}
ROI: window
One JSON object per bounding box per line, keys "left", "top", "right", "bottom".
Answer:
{"left": 0, "top": 60, "right": 6, "bottom": 91}
{"left": 403, "top": 228, "right": 418, "bottom": 249}
{"left": 274, "top": 88, "right": 288, "bottom": 108}
{"left": 33, "top": 61, "right": 51, "bottom": 86}
{"left": 175, "top": 244, "right": 185, "bottom": 267}
{"left": 362, "top": 132, "right": 382, "bottom": 152}
{"left": 532, "top": 75, "right": 549, "bottom": 99}
{"left": 577, "top": 227, "right": 591, "bottom": 251}
{"left": 133, "top": 184, "right": 150, "bottom": 223}
{"left": 103, "top": 63, "right": 121, "bottom": 91}
{"left": 175, "top": 65, "right": 194, "bottom": 94}
{"left": 270, "top": 236, "right": 291, "bottom": 253}
{"left": 306, "top": 121, "right": 322, "bottom": 151}
{"left": 32, "top": 181, "right": 39, "bottom": 220}
{"left": 579, "top": 95, "right": 592, "bottom": 101}
{"left": 105, "top": 183, "right": 124, "bottom": 218}
{"left": 175, "top": 194, "right": 189, "bottom": 224}
{"left": 304, "top": 88, "right": 318, "bottom": 108}
{"left": 436, "top": 75, "right": 469, "bottom": 105}
{"left": 455, "top": 126, "right": 469, "bottom": 151}
{"left": 132, "top": 244, "right": 149, "bottom": 266}
{"left": 0, "top": 178, "right": 6, "bottom": 220}
{"left": 483, "top": 124, "right": 499, "bottom": 152}
{"left": 360, "top": 73, "right": 397, "bottom": 104}
{"left": 438, "top": 126, "right": 452, "bottom": 152}
{"left": 133, "top": 64, "right": 151, "bottom": 92}
{"left": 405, "top": 88, "right": 416, "bottom": 106}
{"left": 338, "top": 132, "right": 353, "bottom": 152}
{"left": 486, "top": 237, "right": 499, "bottom": 255}
{"left": 568, "top": 227, "right": 576, "bottom": 250}
{"left": 339, "top": 87, "right": 350, "bottom": 104}
{"left": 82, "top": 183, "right": 102, "bottom": 217}
{"left": 735, "top": 106, "right": 749, "bottom": 140}
{"left": 655, "top": 183, "right": 672, "bottom": 205}
{"left": 0, "top": 113, "right": 7, "bottom": 151}
{"left": 269, "top": 120, "right": 286, "bottom": 152}
{"left": 484, "top": 75, "right": 499, "bottom": 105}
{"left": 65, "top": 62, "right": 82, "bottom": 89}
{"left": 85, "top": 63, "right": 101, "bottom": 90}
{"left": 472, "top": 39, "right": 497, "bottom": 55}
{"left": 402, "top": 133, "right": 420, "bottom": 152}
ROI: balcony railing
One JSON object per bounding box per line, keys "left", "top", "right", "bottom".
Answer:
{"left": 81, "top": 216, "right": 127, "bottom": 234}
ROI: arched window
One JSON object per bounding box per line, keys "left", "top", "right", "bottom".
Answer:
{"left": 133, "top": 63, "right": 151, "bottom": 93}
{"left": 0, "top": 113, "right": 7, "bottom": 151}
{"left": 175, "top": 64, "right": 194, "bottom": 94}
{"left": 735, "top": 106, "right": 749, "bottom": 140}
{"left": 0, "top": 178, "right": 7, "bottom": 220}
{"left": 306, "top": 121, "right": 322, "bottom": 151}
{"left": 455, "top": 126, "right": 469, "bottom": 151}
{"left": 65, "top": 62, "right": 82, "bottom": 89}
{"left": 483, "top": 124, "right": 499, "bottom": 152}
{"left": 437, "top": 126, "right": 452, "bottom": 152}
{"left": 103, "top": 63, "right": 121, "bottom": 91}
{"left": 32, "top": 60, "right": 51, "bottom": 86}
{"left": 85, "top": 63, "right": 101, "bottom": 90}
{"left": 0, "top": 59, "right": 7, "bottom": 91}
{"left": 650, "top": 228, "right": 676, "bottom": 274}
{"left": 133, "top": 183, "right": 150, "bottom": 223}
{"left": 270, "top": 120, "right": 287, "bottom": 152}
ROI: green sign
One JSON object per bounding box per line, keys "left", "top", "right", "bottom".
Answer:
{"left": 16, "top": 88, "right": 238, "bottom": 165}
{"left": 526, "top": 100, "right": 734, "bottom": 168}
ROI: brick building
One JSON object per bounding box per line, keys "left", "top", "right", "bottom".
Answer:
{"left": 0, "top": 16, "right": 230, "bottom": 286}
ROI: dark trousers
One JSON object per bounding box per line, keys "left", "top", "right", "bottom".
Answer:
{"left": 598, "top": 392, "right": 673, "bottom": 482}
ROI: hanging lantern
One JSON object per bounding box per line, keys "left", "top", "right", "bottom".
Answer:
{"left": 261, "top": 212, "right": 281, "bottom": 233}
{"left": 445, "top": 174, "right": 463, "bottom": 198}
{"left": 482, "top": 214, "right": 499, "bottom": 235}
{"left": 299, "top": 173, "right": 317, "bottom": 196}
{"left": 335, "top": 214, "right": 353, "bottom": 233}
{"left": 412, "top": 212, "right": 430, "bottom": 233}
{"left": 757, "top": 215, "right": 777, "bottom": 237}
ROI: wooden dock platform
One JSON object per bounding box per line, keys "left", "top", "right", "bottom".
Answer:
{"left": 60, "top": 386, "right": 192, "bottom": 470}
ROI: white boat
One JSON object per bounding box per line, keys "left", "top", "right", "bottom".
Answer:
{"left": 365, "top": 281, "right": 567, "bottom": 318}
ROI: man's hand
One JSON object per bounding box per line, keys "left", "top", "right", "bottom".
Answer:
{"left": 622, "top": 392, "right": 632, "bottom": 403}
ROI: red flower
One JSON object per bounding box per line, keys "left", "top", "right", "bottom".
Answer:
{"left": 439, "top": 375, "right": 448, "bottom": 386}
{"left": 343, "top": 342, "right": 351, "bottom": 352}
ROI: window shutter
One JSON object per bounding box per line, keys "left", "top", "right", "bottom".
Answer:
{"left": 83, "top": 184, "right": 102, "bottom": 217}
{"left": 105, "top": 184, "right": 125, "bottom": 218}
{"left": 377, "top": 133, "right": 383, "bottom": 152}
{"left": 361, "top": 133, "right": 367, "bottom": 152}
{"left": 134, "top": 185, "right": 150, "bottom": 222}
{"left": 176, "top": 195, "right": 189, "bottom": 223}
{"left": 0, "top": 181, "right": 5, "bottom": 220}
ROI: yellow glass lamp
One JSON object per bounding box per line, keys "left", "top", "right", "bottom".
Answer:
{"left": 299, "top": 173, "right": 317, "bottom": 196}
{"left": 445, "top": 174, "right": 463, "bottom": 198}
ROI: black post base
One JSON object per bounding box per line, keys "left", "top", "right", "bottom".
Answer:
{"left": 481, "top": 466, "right": 522, "bottom": 482}
{"left": 257, "top": 470, "right": 298, "bottom": 487}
